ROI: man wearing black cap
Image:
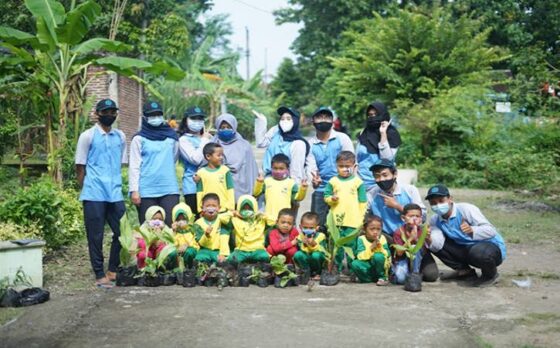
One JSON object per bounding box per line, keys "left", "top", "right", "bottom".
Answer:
{"left": 306, "top": 106, "right": 354, "bottom": 225}
{"left": 425, "top": 184, "right": 506, "bottom": 287}
{"left": 75, "top": 99, "right": 127, "bottom": 288}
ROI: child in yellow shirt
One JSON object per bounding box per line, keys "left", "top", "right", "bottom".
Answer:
{"left": 171, "top": 203, "right": 199, "bottom": 268}
{"left": 324, "top": 151, "right": 367, "bottom": 270}
{"left": 193, "top": 193, "right": 231, "bottom": 264}
{"left": 196, "top": 142, "right": 235, "bottom": 211}
{"left": 253, "top": 153, "right": 307, "bottom": 219}
{"left": 293, "top": 212, "right": 327, "bottom": 280}
{"left": 351, "top": 215, "right": 391, "bottom": 285}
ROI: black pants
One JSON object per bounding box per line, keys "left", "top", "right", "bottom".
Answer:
{"left": 384, "top": 232, "right": 439, "bottom": 282}
{"left": 434, "top": 238, "right": 502, "bottom": 278}
{"left": 137, "top": 194, "right": 180, "bottom": 226}
{"left": 83, "top": 201, "right": 126, "bottom": 279}
{"left": 184, "top": 193, "right": 198, "bottom": 217}
{"left": 311, "top": 191, "right": 330, "bottom": 226}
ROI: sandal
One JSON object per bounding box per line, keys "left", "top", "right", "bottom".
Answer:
{"left": 376, "top": 279, "right": 389, "bottom": 286}
{"left": 106, "top": 271, "right": 117, "bottom": 282}
{"left": 95, "top": 277, "right": 114, "bottom": 289}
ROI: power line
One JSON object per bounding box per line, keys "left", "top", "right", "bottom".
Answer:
{"left": 230, "top": 0, "right": 274, "bottom": 14}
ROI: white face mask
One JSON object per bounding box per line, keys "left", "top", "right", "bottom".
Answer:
{"left": 279, "top": 119, "right": 294, "bottom": 133}
{"left": 188, "top": 119, "right": 204, "bottom": 132}
{"left": 147, "top": 116, "right": 164, "bottom": 127}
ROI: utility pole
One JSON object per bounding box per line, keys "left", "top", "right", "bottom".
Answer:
{"left": 245, "top": 26, "right": 250, "bottom": 80}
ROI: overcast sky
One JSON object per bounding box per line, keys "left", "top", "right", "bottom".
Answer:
{"left": 207, "top": 0, "right": 301, "bottom": 81}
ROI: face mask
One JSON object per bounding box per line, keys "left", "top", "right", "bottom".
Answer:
{"left": 204, "top": 207, "right": 217, "bottom": 214}
{"left": 147, "top": 116, "right": 164, "bottom": 127}
{"left": 302, "top": 228, "right": 315, "bottom": 237}
{"left": 279, "top": 120, "right": 294, "bottom": 133}
{"left": 176, "top": 220, "right": 188, "bottom": 228}
{"left": 272, "top": 169, "right": 289, "bottom": 180}
{"left": 217, "top": 129, "right": 235, "bottom": 142}
{"left": 376, "top": 178, "right": 395, "bottom": 193}
{"left": 240, "top": 210, "right": 254, "bottom": 219}
{"left": 366, "top": 117, "right": 383, "bottom": 130}
{"left": 99, "top": 115, "right": 116, "bottom": 127}
{"left": 149, "top": 219, "right": 164, "bottom": 229}
{"left": 188, "top": 119, "right": 204, "bottom": 133}
{"left": 431, "top": 203, "right": 450, "bottom": 216}
{"left": 314, "top": 122, "right": 332, "bottom": 133}
{"left": 341, "top": 167, "right": 354, "bottom": 176}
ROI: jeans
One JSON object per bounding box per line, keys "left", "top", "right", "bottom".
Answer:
{"left": 137, "top": 194, "right": 180, "bottom": 226}
{"left": 434, "top": 238, "right": 502, "bottom": 279}
{"left": 311, "top": 190, "right": 330, "bottom": 226}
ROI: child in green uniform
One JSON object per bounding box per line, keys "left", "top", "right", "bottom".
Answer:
{"left": 351, "top": 214, "right": 391, "bottom": 285}
{"left": 293, "top": 212, "right": 327, "bottom": 280}
{"left": 324, "top": 151, "right": 367, "bottom": 271}
{"left": 172, "top": 202, "right": 199, "bottom": 268}
{"left": 194, "top": 193, "right": 231, "bottom": 264}
{"left": 228, "top": 195, "right": 275, "bottom": 265}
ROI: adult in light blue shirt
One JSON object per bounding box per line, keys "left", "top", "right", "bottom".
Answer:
{"left": 129, "top": 101, "right": 179, "bottom": 226}
{"left": 75, "top": 98, "right": 127, "bottom": 288}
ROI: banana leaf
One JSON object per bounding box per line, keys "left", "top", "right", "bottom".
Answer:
{"left": 411, "top": 225, "right": 429, "bottom": 254}
{"left": 334, "top": 228, "right": 360, "bottom": 247}
{"left": 342, "top": 246, "right": 355, "bottom": 260}
{"left": 156, "top": 244, "right": 177, "bottom": 270}
{"left": 392, "top": 244, "right": 408, "bottom": 251}
{"left": 280, "top": 271, "right": 297, "bottom": 287}
{"left": 326, "top": 211, "right": 340, "bottom": 241}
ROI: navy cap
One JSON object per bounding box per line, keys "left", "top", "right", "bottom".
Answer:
{"left": 184, "top": 106, "right": 207, "bottom": 118}
{"left": 96, "top": 99, "right": 118, "bottom": 112}
{"left": 369, "top": 158, "right": 396, "bottom": 172}
{"left": 277, "top": 106, "right": 300, "bottom": 119}
{"left": 425, "top": 184, "right": 450, "bottom": 200}
{"left": 143, "top": 101, "right": 163, "bottom": 116}
{"left": 312, "top": 106, "right": 334, "bottom": 118}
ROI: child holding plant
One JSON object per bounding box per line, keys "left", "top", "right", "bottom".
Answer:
{"left": 266, "top": 209, "right": 299, "bottom": 264}
{"left": 228, "top": 195, "right": 275, "bottom": 265}
{"left": 351, "top": 215, "right": 391, "bottom": 285}
{"left": 324, "top": 151, "right": 368, "bottom": 270}
{"left": 136, "top": 206, "right": 177, "bottom": 269}
{"left": 172, "top": 203, "right": 199, "bottom": 269}
{"left": 195, "top": 142, "right": 235, "bottom": 212}
{"left": 193, "top": 193, "right": 231, "bottom": 264}
{"left": 253, "top": 153, "right": 308, "bottom": 219}
{"left": 391, "top": 203, "right": 429, "bottom": 284}
{"left": 293, "top": 212, "right": 327, "bottom": 280}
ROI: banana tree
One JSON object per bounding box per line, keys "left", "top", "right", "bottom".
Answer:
{"left": 0, "top": 0, "right": 184, "bottom": 183}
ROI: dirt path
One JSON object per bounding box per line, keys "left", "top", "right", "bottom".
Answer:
{"left": 2, "top": 243, "right": 559, "bottom": 347}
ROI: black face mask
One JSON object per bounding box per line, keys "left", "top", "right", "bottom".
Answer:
{"left": 99, "top": 115, "right": 116, "bottom": 127}
{"left": 366, "top": 117, "right": 383, "bottom": 130}
{"left": 314, "top": 122, "right": 332, "bottom": 132}
{"left": 376, "top": 178, "right": 395, "bottom": 193}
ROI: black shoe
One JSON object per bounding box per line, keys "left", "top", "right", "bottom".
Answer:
{"left": 440, "top": 268, "right": 477, "bottom": 281}
{"left": 473, "top": 273, "right": 500, "bottom": 288}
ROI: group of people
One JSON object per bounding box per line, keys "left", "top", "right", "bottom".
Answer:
{"left": 76, "top": 98, "right": 506, "bottom": 289}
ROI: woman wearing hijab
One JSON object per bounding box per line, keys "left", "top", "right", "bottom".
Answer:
{"left": 213, "top": 113, "right": 259, "bottom": 200}
{"left": 178, "top": 106, "right": 213, "bottom": 215}
{"left": 129, "top": 101, "right": 180, "bottom": 226}
{"left": 356, "top": 101, "right": 401, "bottom": 191}
{"left": 254, "top": 106, "right": 310, "bottom": 183}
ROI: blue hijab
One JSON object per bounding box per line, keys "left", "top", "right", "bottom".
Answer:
{"left": 135, "top": 118, "right": 178, "bottom": 141}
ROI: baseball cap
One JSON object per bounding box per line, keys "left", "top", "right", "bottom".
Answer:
{"left": 369, "top": 158, "right": 396, "bottom": 172}
{"left": 143, "top": 101, "right": 163, "bottom": 116}
{"left": 96, "top": 99, "right": 118, "bottom": 112}
{"left": 425, "top": 184, "right": 450, "bottom": 200}
{"left": 184, "top": 106, "right": 207, "bottom": 118}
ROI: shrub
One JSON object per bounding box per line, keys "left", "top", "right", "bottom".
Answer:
{"left": 0, "top": 178, "right": 83, "bottom": 249}
{"left": 0, "top": 222, "right": 41, "bottom": 241}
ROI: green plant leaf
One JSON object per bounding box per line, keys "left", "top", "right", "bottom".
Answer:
{"left": 35, "top": 16, "right": 57, "bottom": 51}
{"left": 0, "top": 26, "right": 39, "bottom": 46}
{"left": 95, "top": 56, "right": 152, "bottom": 72}
{"left": 334, "top": 228, "right": 360, "bottom": 247}
{"left": 156, "top": 244, "right": 177, "bottom": 270}
{"left": 391, "top": 244, "right": 408, "bottom": 251}
{"left": 56, "top": 0, "right": 101, "bottom": 45}
{"left": 342, "top": 246, "right": 355, "bottom": 260}
{"left": 410, "top": 225, "right": 429, "bottom": 254}
{"left": 146, "top": 61, "right": 186, "bottom": 81}
{"left": 73, "top": 38, "right": 131, "bottom": 55}
{"left": 25, "top": 0, "right": 65, "bottom": 32}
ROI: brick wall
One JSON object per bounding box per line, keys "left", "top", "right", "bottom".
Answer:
{"left": 86, "top": 66, "right": 143, "bottom": 143}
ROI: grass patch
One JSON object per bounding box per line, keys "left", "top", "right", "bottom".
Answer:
{"left": 514, "top": 269, "right": 560, "bottom": 280}
{"left": 515, "top": 312, "right": 560, "bottom": 326}
{"left": 0, "top": 307, "right": 24, "bottom": 326}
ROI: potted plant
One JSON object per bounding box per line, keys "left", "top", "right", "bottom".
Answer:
{"left": 270, "top": 255, "right": 298, "bottom": 288}
{"left": 391, "top": 225, "right": 429, "bottom": 292}
{"left": 246, "top": 267, "right": 272, "bottom": 288}
{"left": 320, "top": 212, "right": 360, "bottom": 286}
{"left": 137, "top": 257, "right": 161, "bottom": 287}
{"left": 116, "top": 214, "right": 138, "bottom": 286}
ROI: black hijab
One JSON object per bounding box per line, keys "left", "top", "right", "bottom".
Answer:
{"left": 358, "top": 101, "right": 401, "bottom": 154}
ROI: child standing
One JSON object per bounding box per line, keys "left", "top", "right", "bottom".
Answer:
{"left": 266, "top": 209, "right": 300, "bottom": 264}
{"left": 293, "top": 212, "right": 327, "bottom": 280}
{"left": 324, "top": 151, "right": 367, "bottom": 270}
{"left": 253, "top": 153, "right": 308, "bottom": 219}
{"left": 172, "top": 203, "right": 199, "bottom": 269}
{"left": 194, "top": 193, "right": 232, "bottom": 264}
{"left": 392, "top": 203, "right": 430, "bottom": 284}
{"left": 196, "top": 142, "right": 235, "bottom": 211}
{"left": 228, "top": 195, "right": 275, "bottom": 265}
{"left": 351, "top": 215, "right": 391, "bottom": 285}
{"left": 136, "top": 206, "right": 176, "bottom": 269}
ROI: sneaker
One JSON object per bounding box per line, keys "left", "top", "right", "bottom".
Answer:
{"left": 473, "top": 273, "right": 500, "bottom": 288}
{"left": 376, "top": 279, "right": 389, "bottom": 286}
{"left": 440, "top": 268, "right": 477, "bottom": 281}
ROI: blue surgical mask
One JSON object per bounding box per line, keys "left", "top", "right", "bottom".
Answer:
{"left": 188, "top": 119, "right": 204, "bottom": 133}
{"left": 431, "top": 203, "right": 450, "bottom": 216}
{"left": 218, "top": 129, "right": 236, "bottom": 142}
{"left": 302, "top": 228, "right": 315, "bottom": 237}
{"left": 147, "top": 116, "right": 164, "bottom": 127}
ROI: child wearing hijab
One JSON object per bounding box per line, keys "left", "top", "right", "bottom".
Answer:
{"left": 171, "top": 203, "right": 199, "bottom": 269}
{"left": 136, "top": 205, "right": 177, "bottom": 269}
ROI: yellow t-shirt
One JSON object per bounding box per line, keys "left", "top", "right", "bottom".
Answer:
{"left": 324, "top": 175, "right": 367, "bottom": 228}
{"left": 296, "top": 232, "right": 327, "bottom": 254}
{"left": 196, "top": 165, "right": 235, "bottom": 211}
{"left": 174, "top": 232, "right": 199, "bottom": 250}
{"left": 253, "top": 177, "right": 307, "bottom": 219}
{"left": 356, "top": 235, "right": 391, "bottom": 276}
{"left": 194, "top": 214, "right": 231, "bottom": 256}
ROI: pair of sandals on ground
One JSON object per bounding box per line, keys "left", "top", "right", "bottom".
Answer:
{"left": 95, "top": 271, "right": 117, "bottom": 289}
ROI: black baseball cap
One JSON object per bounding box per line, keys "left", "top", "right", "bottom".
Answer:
{"left": 369, "top": 158, "right": 396, "bottom": 172}
{"left": 96, "top": 99, "right": 118, "bottom": 112}
{"left": 312, "top": 106, "right": 334, "bottom": 118}
{"left": 277, "top": 106, "right": 300, "bottom": 119}
{"left": 143, "top": 101, "right": 163, "bottom": 116}
{"left": 184, "top": 106, "right": 207, "bottom": 118}
{"left": 425, "top": 184, "right": 450, "bottom": 200}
